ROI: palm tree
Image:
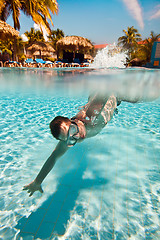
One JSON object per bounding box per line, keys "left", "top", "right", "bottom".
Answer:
{"left": 48, "top": 28, "right": 65, "bottom": 48}
{"left": 118, "top": 26, "right": 142, "bottom": 58}
{"left": 0, "top": 0, "right": 21, "bottom": 30}
{"left": 138, "top": 31, "right": 160, "bottom": 63}
{"left": 24, "top": 28, "right": 45, "bottom": 44}
{"left": 0, "top": 0, "right": 58, "bottom": 31}
{"left": 0, "top": 0, "right": 58, "bottom": 60}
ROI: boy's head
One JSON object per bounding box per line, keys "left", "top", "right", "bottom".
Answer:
{"left": 50, "top": 116, "right": 71, "bottom": 141}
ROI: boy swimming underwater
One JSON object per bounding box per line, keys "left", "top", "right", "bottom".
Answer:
{"left": 23, "top": 93, "right": 133, "bottom": 196}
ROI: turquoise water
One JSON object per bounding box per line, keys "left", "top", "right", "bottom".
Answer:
{"left": 0, "top": 67, "right": 160, "bottom": 239}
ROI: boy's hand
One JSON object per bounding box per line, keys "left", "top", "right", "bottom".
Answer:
{"left": 23, "top": 180, "right": 43, "bottom": 197}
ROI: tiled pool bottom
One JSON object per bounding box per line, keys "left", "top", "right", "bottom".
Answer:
{"left": 0, "top": 93, "right": 160, "bottom": 240}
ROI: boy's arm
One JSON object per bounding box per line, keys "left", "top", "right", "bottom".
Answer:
{"left": 23, "top": 141, "right": 69, "bottom": 196}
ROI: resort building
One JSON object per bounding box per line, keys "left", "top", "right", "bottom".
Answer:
{"left": 150, "top": 41, "right": 160, "bottom": 68}
{"left": 94, "top": 44, "right": 108, "bottom": 56}
{"left": 94, "top": 44, "right": 108, "bottom": 50}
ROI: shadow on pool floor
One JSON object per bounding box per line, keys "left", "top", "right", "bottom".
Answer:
{"left": 16, "top": 154, "right": 108, "bottom": 239}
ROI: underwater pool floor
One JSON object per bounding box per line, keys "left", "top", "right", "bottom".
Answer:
{"left": 0, "top": 92, "right": 160, "bottom": 240}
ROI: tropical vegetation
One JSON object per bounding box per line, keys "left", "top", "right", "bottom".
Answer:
{"left": 0, "top": 0, "right": 58, "bottom": 60}
{"left": 0, "top": 26, "right": 65, "bottom": 62}
{"left": 0, "top": 36, "right": 24, "bottom": 58}
{"left": 0, "top": 39, "right": 13, "bottom": 56}
{"left": 118, "top": 26, "right": 142, "bottom": 58}
{"left": 118, "top": 26, "right": 160, "bottom": 66}
{"left": 48, "top": 29, "right": 65, "bottom": 49}
{"left": 0, "top": 0, "right": 58, "bottom": 32}
{"left": 24, "top": 28, "right": 45, "bottom": 44}
{"left": 118, "top": 26, "right": 142, "bottom": 48}
{"left": 134, "top": 31, "right": 160, "bottom": 63}
{"left": 0, "top": 18, "right": 160, "bottom": 65}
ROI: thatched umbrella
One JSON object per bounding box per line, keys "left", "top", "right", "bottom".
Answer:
{"left": 33, "top": 50, "right": 50, "bottom": 57}
{"left": 27, "top": 41, "right": 55, "bottom": 52}
{"left": 56, "top": 36, "right": 94, "bottom": 60}
{"left": 26, "top": 41, "right": 55, "bottom": 58}
{"left": 0, "top": 20, "right": 19, "bottom": 61}
{"left": 33, "top": 50, "right": 57, "bottom": 58}
{"left": 57, "top": 36, "right": 93, "bottom": 51}
{"left": 0, "top": 20, "right": 19, "bottom": 40}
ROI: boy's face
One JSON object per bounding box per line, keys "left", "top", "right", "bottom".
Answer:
{"left": 58, "top": 121, "right": 70, "bottom": 141}
{"left": 58, "top": 121, "right": 80, "bottom": 147}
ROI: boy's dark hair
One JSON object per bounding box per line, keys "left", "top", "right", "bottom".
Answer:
{"left": 49, "top": 116, "right": 70, "bottom": 140}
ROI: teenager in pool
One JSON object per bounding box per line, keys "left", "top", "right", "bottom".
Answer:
{"left": 23, "top": 93, "right": 131, "bottom": 196}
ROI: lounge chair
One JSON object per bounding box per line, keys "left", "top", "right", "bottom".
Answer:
{"left": 55, "top": 61, "right": 63, "bottom": 68}
{"left": 62, "top": 59, "right": 69, "bottom": 67}
{"left": 35, "top": 59, "right": 46, "bottom": 64}
{"left": 44, "top": 61, "right": 54, "bottom": 68}
{"left": 69, "top": 58, "right": 81, "bottom": 67}
{"left": 25, "top": 58, "right": 35, "bottom": 63}
{"left": 4, "top": 61, "right": 20, "bottom": 67}
{"left": 81, "top": 59, "right": 90, "bottom": 67}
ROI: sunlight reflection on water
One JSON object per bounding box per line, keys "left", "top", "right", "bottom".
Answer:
{"left": 0, "top": 67, "right": 160, "bottom": 239}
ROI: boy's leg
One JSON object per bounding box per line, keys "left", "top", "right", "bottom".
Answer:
{"left": 100, "top": 95, "right": 117, "bottom": 124}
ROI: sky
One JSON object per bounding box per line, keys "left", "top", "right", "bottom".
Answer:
{"left": 7, "top": 0, "right": 160, "bottom": 44}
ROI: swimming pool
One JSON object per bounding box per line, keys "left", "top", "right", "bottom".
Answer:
{"left": 0, "top": 67, "right": 160, "bottom": 239}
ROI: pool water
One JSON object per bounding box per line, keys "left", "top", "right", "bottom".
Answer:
{"left": 0, "top": 67, "right": 160, "bottom": 240}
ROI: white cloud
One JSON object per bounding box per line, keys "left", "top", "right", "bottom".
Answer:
{"left": 21, "top": 34, "right": 28, "bottom": 42}
{"left": 150, "top": 6, "right": 160, "bottom": 19}
{"left": 122, "top": 0, "right": 144, "bottom": 29}
{"left": 34, "top": 23, "right": 49, "bottom": 41}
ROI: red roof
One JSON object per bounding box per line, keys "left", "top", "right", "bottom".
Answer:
{"left": 138, "top": 38, "right": 160, "bottom": 45}
{"left": 94, "top": 44, "right": 108, "bottom": 49}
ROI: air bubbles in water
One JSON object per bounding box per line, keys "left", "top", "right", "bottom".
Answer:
{"left": 91, "top": 43, "right": 128, "bottom": 68}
